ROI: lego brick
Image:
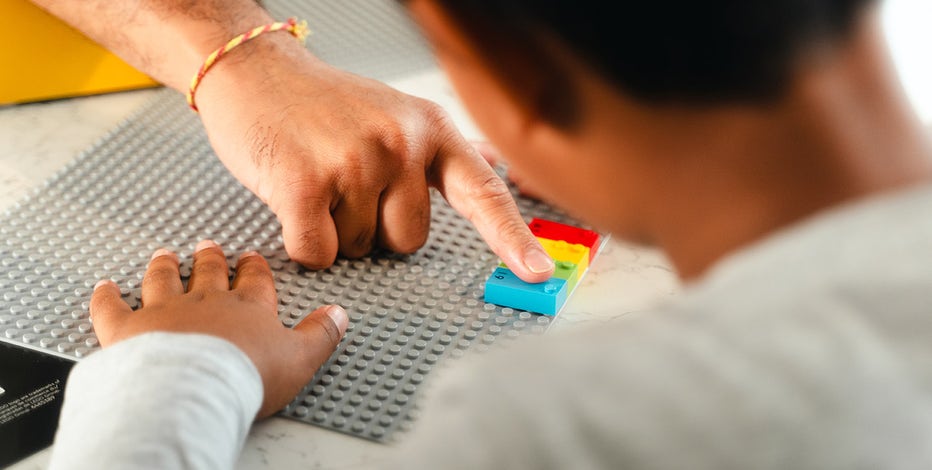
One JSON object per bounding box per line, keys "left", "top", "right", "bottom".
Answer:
{"left": 529, "top": 217, "right": 601, "bottom": 262}
{"left": 483, "top": 267, "right": 568, "bottom": 316}
{"left": 537, "top": 237, "right": 590, "bottom": 274}
{"left": 552, "top": 260, "right": 580, "bottom": 293}
{"left": 499, "top": 259, "right": 579, "bottom": 293}
{"left": 487, "top": 219, "right": 595, "bottom": 315}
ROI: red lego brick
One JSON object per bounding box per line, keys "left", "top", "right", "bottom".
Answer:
{"left": 528, "top": 218, "right": 601, "bottom": 262}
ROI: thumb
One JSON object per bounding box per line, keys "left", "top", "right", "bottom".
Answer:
{"left": 257, "top": 305, "right": 348, "bottom": 418}
{"left": 293, "top": 304, "right": 349, "bottom": 369}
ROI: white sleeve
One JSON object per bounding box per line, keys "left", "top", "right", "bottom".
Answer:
{"left": 48, "top": 332, "right": 263, "bottom": 470}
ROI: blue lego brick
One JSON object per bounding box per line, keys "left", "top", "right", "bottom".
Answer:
{"left": 500, "top": 259, "right": 580, "bottom": 293}
{"left": 483, "top": 267, "right": 568, "bottom": 316}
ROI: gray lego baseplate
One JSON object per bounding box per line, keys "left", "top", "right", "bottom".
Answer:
{"left": 0, "top": 0, "right": 598, "bottom": 443}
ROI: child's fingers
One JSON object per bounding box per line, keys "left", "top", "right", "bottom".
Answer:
{"left": 256, "top": 305, "right": 349, "bottom": 418}
{"left": 141, "top": 248, "right": 183, "bottom": 307}
{"left": 232, "top": 251, "right": 277, "bottom": 306}
{"left": 187, "top": 240, "right": 231, "bottom": 293}
{"left": 292, "top": 305, "right": 349, "bottom": 369}
{"left": 89, "top": 280, "right": 132, "bottom": 346}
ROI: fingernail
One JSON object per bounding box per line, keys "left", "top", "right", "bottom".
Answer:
{"left": 195, "top": 239, "right": 219, "bottom": 252}
{"left": 326, "top": 305, "right": 349, "bottom": 336}
{"left": 151, "top": 248, "right": 175, "bottom": 261}
{"left": 94, "top": 280, "right": 111, "bottom": 291}
{"left": 523, "top": 247, "right": 554, "bottom": 274}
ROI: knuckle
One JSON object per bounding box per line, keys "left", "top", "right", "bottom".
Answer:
{"left": 186, "top": 290, "right": 207, "bottom": 302}
{"left": 380, "top": 132, "right": 410, "bottom": 161}
{"left": 278, "top": 176, "right": 330, "bottom": 211}
{"left": 374, "top": 99, "right": 452, "bottom": 166}
{"left": 418, "top": 99, "right": 452, "bottom": 127}
{"left": 466, "top": 173, "right": 513, "bottom": 209}
{"left": 143, "top": 266, "right": 179, "bottom": 285}
{"left": 236, "top": 265, "right": 273, "bottom": 287}
{"left": 236, "top": 256, "right": 270, "bottom": 275}
{"left": 333, "top": 151, "right": 385, "bottom": 192}
{"left": 339, "top": 147, "right": 368, "bottom": 169}
{"left": 498, "top": 219, "right": 534, "bottom": 248}
{"left": 235, "top": 290, "right": 276, "bottom": 309}
{"left": 194, "top": 248, "right": 228, "bottom": 269}
{"left": 372, "top": 123, "right": 412, "bottom": 162}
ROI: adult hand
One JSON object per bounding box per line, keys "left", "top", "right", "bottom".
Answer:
{"left": 29, "top": 0, "right": 553, "bottom": 282}
{"left": 472, "top": 141, "right": 546, "bottom": 201}
{"left": 194, "top": 34, "right": 554, "bottom": 282}
{"left": 90, "top": 240, "right": 348, "bottom": 418}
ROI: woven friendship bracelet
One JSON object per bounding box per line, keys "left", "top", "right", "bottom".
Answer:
{"left": 186, "top": 17, "right": 310, "bottom": 112}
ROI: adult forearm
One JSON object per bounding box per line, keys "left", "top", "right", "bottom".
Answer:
{"left": 29, "top": 0, "right": 275, "bottom": 91}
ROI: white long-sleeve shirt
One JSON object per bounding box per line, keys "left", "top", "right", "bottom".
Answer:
{"left": 50, "top": 183, "right": 932, "bottom": 469}
{"left": 49, "top": 333, "right": 262, "bottom": 469}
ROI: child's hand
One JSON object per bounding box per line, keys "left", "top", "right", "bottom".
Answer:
{"left": 89, "top": 240, "right": 349, "bottom": 418}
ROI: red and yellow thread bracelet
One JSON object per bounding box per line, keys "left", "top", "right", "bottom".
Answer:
{"left": 186, "top": 17, "right": 310, "bottom": 112}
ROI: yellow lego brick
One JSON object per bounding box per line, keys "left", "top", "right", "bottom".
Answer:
{"left": 0, "top": 0, "right": 159, "bottom": 105}
{"left": 536, "top": 237, "right": 590, "bottom": 273}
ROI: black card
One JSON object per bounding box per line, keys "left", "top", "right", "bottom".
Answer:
{"left": 0, "top": 342, "right": 75, "bottom": 467}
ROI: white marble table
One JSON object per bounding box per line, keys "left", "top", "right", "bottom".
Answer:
{"left": 0, "top": 71, "right": 680, "bottom": 469}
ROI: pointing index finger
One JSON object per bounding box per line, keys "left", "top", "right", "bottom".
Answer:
{"left": 429, "top": 136, "right": 554, "bottom": 283}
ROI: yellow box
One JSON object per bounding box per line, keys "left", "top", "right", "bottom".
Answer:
{"left": 536, "top": 237, "right": 590, "bottom": 274}
{"left": 0, "top": 0, "right": 159, "bottom": 105}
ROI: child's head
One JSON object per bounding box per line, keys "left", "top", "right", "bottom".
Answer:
{"left": 411, "top": 0, "right": 872, "bottom": 124}
{"left": 406, "top": 0, "right": 899, "bottom": 276}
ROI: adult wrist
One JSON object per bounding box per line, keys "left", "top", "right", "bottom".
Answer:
{"left": 146, "top": 3, "right": 278, "bottom": 92}
{"left": 190, "top": 25, "right": 322, "bottom": 116}
{"left": 185, "top": 17, "right": 310, "bottom": 111}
